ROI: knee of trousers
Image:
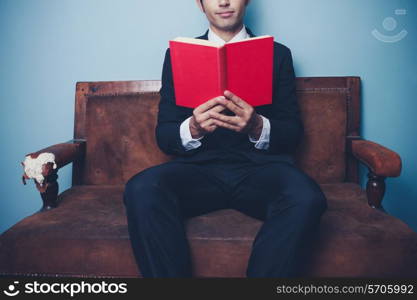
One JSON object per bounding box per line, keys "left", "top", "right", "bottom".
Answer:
{"left": 296, "top": 186, "right": 328, "bottom": 218}
{"left": 123, "top": 168, "right": 172, "bottom": 215}
{"left": 270, "top": 182, "right": 328, "bottom": 219}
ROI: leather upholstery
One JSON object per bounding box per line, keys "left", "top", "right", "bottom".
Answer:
{"left": 351, "top": 139, "right": 402, "bottom": 177}
{"left": 1, "top": 184, "right": 416, "bottom": 277}
{"left": 82, "top": 82, "right": 350, "bottom": 185}
{"left": 1, "top": 78, "right": 416, "bottom": 278}
{"left": 294, "top": 89, "right": 347, "bottom": 183}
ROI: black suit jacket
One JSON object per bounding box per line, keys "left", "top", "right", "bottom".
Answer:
{"left": 156, "top": 27, "right": 304, "bottom": 165}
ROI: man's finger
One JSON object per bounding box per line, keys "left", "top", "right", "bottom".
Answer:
{"left": 196, "top": 96, "right": 226, "bottom": 114}
{"left": 200, "top": 118, "right": 218, "bottom": 131}
{"left": 224, "top": 90, "right": 249, "bottom": 109}
{"left": 212, "top": 119, "right": 240, "bottom": 131}
{"left": 210, "top": 104, "right": 227, "bottom": 113}
{"left": 218, "top": 97, "right": 244, "bottom": 117}
{"left": 198, "top": 104, "right": 227, "bottom": 123}
{"left": 209, "top": 111, "right": 240, "bottom": 126}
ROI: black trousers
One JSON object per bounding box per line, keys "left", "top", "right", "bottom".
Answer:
{"left": 123, "top": 158, "right": 328, "bottom": 278}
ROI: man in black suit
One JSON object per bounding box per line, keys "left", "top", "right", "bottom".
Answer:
{"left": 123, "top": 0, "right": 327, "bottom": 277}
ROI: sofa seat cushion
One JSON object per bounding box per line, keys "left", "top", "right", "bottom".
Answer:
{"left": 0, "top": 183, "right": 416, "bottom": 278}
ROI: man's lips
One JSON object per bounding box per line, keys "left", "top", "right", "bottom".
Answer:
{"left": 216, "top": 11, "right": 234, "bottom": 18}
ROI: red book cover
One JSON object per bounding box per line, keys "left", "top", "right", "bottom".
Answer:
{"left": 169, "top": 36, "right": 273, "bottom": 108}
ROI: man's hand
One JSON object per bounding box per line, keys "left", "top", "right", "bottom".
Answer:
{"left": 209, "top": 90, "right": 263, "bottom": 140}
{"left": 189, "top": 96, "right": 227, "bottom": 139}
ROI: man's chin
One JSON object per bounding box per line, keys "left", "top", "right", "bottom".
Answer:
{"left": 213, "top": 22, "right": 243, "bottom": 33}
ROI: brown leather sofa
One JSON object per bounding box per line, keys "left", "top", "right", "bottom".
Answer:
{"left": 1, "top": 77, "right": 416, "bottom": 278}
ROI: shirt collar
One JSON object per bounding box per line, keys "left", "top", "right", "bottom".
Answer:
{"left": 208, "top": 25, "right": 249, "bottom": 46}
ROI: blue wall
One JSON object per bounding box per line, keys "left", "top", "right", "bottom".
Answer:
{"left": 1, "top": 0, "right": 416, "bottom": 234}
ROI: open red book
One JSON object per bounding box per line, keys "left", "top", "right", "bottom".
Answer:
{"left": 169, "top": 35, "right": 274, "bottom": 108}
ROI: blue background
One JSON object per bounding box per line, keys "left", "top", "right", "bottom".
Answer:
{"left": 1, "top": 0, "right": 416, "bottom": 234}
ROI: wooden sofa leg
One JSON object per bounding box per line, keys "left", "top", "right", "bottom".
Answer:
{"left": 366, "top": 171, "right": 386, "bottom": 210}
{"left": 36, "top": 172, "right": 59, "bottom": 212}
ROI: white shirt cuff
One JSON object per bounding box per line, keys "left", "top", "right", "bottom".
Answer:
{"left": 248, "top": 115, "right": 270, "bottom": 150}
{"left": 180, "top": 116, "right": 204, "bottom": 151}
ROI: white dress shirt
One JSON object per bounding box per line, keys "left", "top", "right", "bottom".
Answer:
{"left": 179, "top": 25, "right": 271, "bottom": 150}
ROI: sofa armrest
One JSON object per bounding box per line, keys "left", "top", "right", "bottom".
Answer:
{"left": 351, "top": 139, "right": 402, "bottom": 177}
{"left": 21, "top": 139, "right": 86, "bottom": 211}
{"left": 347, "top": 136, "right": 402, "bottom": 210}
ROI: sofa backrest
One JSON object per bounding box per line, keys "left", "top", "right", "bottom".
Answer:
{"left": 73, "top": 77, "right": 360, "bottom": 186}
{"left": 294, "top": 77, "right": 360, "bottom": 184}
